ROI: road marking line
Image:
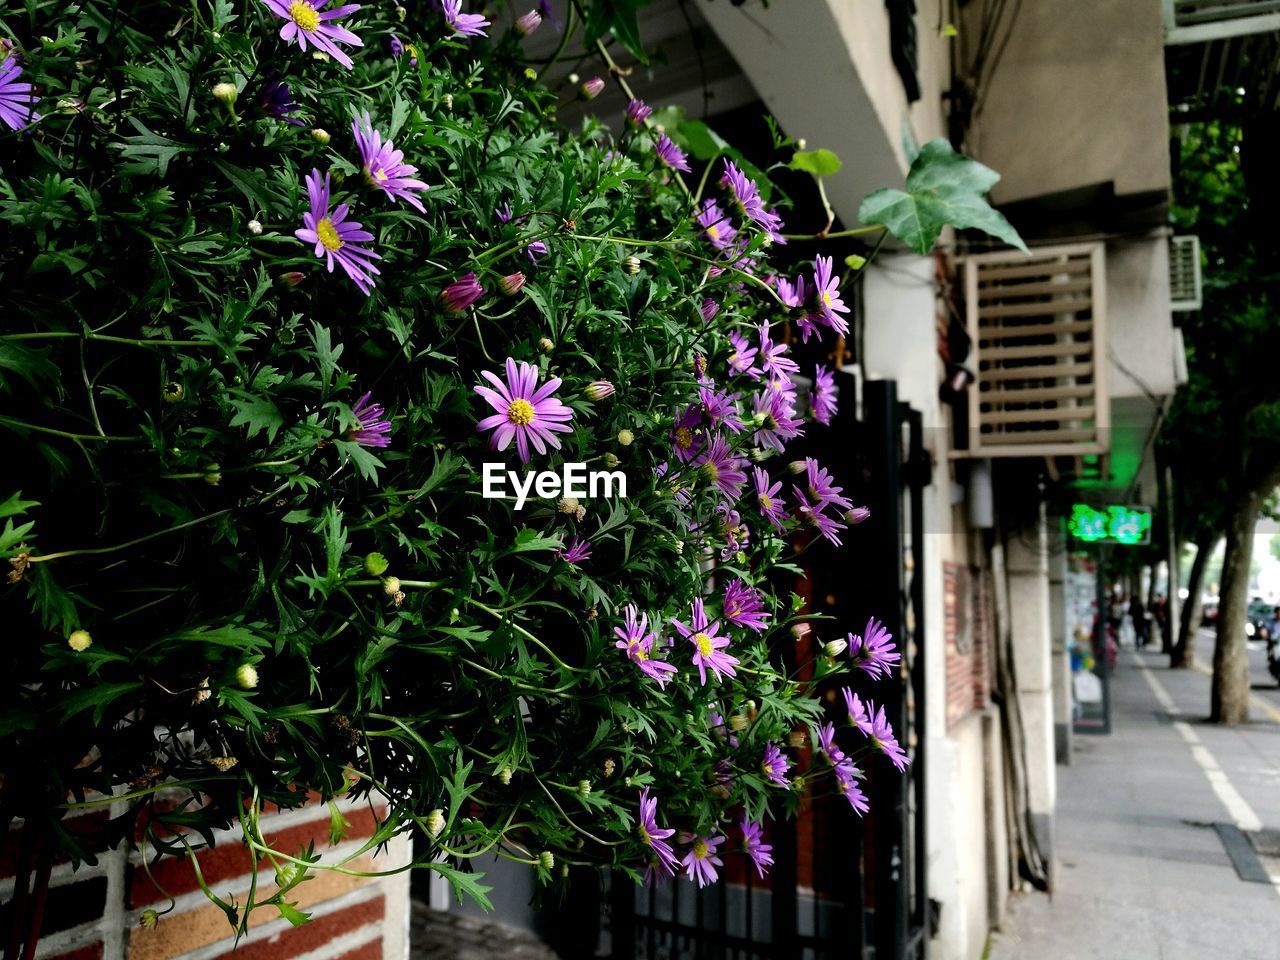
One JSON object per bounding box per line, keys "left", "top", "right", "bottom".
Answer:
{"left": 1134, "top": 655, "right": 1280, "bottom": 897}
{"left": 1190, "top": 658, "right": 1280, "bottom": 725}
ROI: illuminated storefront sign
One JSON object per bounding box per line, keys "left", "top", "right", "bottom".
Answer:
{"left": 1067, "top": 504, "right": 1152, "bottom": 545}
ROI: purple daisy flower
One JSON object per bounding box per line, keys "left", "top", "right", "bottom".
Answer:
{"left": 843, "top": 688, "right": 871, "bottom": 731}
{"left": 261, "top": 0, "right": 364, "bottom": 71}
{"left": 793, "top": 488, "right": 846, "bottom": 546}
{"left": 752, "top": 467, "right": 787, "bottom": 533}
{"left": 802, "top": 458, "right": 853, "bottom": 513}
{"left": 760, "top": 742, "right": 790, "bottom": 788}
{"left": 515, "top": 9, "right": 543, "bottom": 35}
{"left": 695, "top": 435, "right": 748, "bottom": 500}
{"left": 812, "top": 254, "right": 850, "bottom": 336}
{"left": 810, "top": 366, "right": 837, "bottom": 425}
{"left": 727, "top": 331, "right": 761, "bottom": 381}
{"left": 861, "top": 700, "right": 910, "bottom": 771}
{"left": 637, "top": 789, "right": 679, "bottom": 874}
{"left": 346, "top": 392, "right": 392, "bottom": 447}
{"left": 258, "top": 73, "right": 305, "bottom": 126}
{"left": 697, "top": 199, "right": 738, "bottom": 251}
{"left": 817, "top": 721, "right": 844, "bottom": 764}
{"left": 671, "top": 599, "right": 739, "bottom": 686}
{"left": 701, "top": 298, "right": 719, "bottom": 322}
{"left": 850, "top": 617, "right": 900, "bottom": 680}
{"left": 557, "top": 536, "right": 591, "bottom": 565}
{"left": 474, "top": 357, "right": 575, "bottom": 462}
{"left": 846, "top": 505, "right": 871, "bottom": 525}
{"left": 614, "top": 605, "right": 678, "bottom": 688}
{"left": 741, "top": 819, "right": 774, "bottom": 878}
{"left": 776, "top": 274, "right": 807, "bottom": 310}
{"left": 653, "top": 133, "right": 690, "bottom": 173}
{"left": 753, "top": 389, "right": 804, "bottom": 453}
{"left": 757, "top": 326, "right": 800, "bottom": 380}
{"left": 720, "top": 161, "right": 765, "bottom": 226}
{"left": 295, "top": 169, "right": 381, "bottom": 296}
{"left": 388, "top": 34, "right": 418, "bottom": 65}
{"left": 670, "top": 403, "right": 704, "bottom": 463}
{"left": 495, "top": 201, "right": 513, "bottom": 223}
{"left": 716, "top": 504, "right": 750, "bottom": 559}
{"left": 626, "top": 98, "right": 652, "bottom": 126}
{"left": 353, "top": 112, "right": 428, "bottom": 212}
{"left": 0, "top": 58, "right": 39, "bottom": 132}
{"left": 441, "top": 272, "right": 485, "bottom": 313}
{"left": 524, "top": 239, "right": 548, "bottom": 262}
{"left": 443, "top": 0, "right": 490, "bottom": 36}
{"left": 723, "top": 579, "right": 770, "bottom": 633}
{"left": 680, "top": 833, "right": 724, "bottom": 888}
{"left": 835, "top": 761, "right": 869, "bottom": 815}
{"left": 699, "top": 385, "right": 744, "bottom": 433}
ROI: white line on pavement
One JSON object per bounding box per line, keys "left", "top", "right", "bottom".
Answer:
{"left": 1133, "top": 655, "right": 1280, "bottom": 898}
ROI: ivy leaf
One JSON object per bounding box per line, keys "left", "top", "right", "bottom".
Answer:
{"left": 858, "top": 138, "right": 1027, "bottom": 255}
{"left": 789, "top": 149, "right": 842, "bottom": 177}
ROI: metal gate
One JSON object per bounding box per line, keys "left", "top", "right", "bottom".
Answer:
{"left": 609, "top": 376, "right": 930, "bottom": 960}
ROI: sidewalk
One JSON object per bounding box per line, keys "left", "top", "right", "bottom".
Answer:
{"left": 988, "top": 650, "right": 1280, "bottom": 960}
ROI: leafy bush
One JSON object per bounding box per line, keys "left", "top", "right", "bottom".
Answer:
{"left": 0, "top": 0, "right": 1018, "bottom": 933}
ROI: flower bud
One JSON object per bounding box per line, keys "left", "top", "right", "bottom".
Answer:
{"left": 247, "top": 219, "right": 263, "bottom": 236}
{"left": 539, "top": 850, "right": 555, "bottom": 871}
{"left": 163, "top": 382, "right": 184, "bottom": 403}
{"left": 310, "top": 128, "right": 331, "bottom": 145}
{"left": 824, "top": 638, "right": 848, "bottom": 657}
{"left": 275, "top": 863, "right": 296, "bottom": 888}
{"left": 788, "top": 460, "right": 808, "bottom": 475}
{"left": 311, "top": 50, "right": 330, "bottom": 62}
{"left": 203, "top": 465, "right": 222, "bottom": 486}
{"left": 538, "top": 336, "right": 554, "bottom": 353}
{"left": 574, "top": 505, "right": 586, "bottom": 522}
{"left": 580, "top": 77, "right": 605, "bottom": 100}
{"left": 621, "top": 255, "right": 641, "bottom": 275}
{"left": 139, "top": 909, "right": 159, "bottom": 930}
{"left": 425, "top": 808, "right": 445, "bottom": 838}
{"left": 728, "top": 714, "right": 748, "bottom": 732}
{"left": 442, "top": 93, "right": 453, "bottom": 111}
{"left": 585, "top": 381, "right": 615, "bottom": 401}
{"left": 796, "top": 138, "right": 807, "bottom": 150}
{"left": 364, "top": 552, "right": 390, "bottom": 576}
{"left": 193, "top": 678, "right": 212, "bottom": 705}
{"left": 558, "top": 497, "right": 580, "bottom": 515}
{"left": 496, "top": 271, "right": 526, "bottom": 297}
{"left": 603, "top": 758, "right": 616, "bottom": 777}
{"left": 603, "top": 453, "right": 619, "bottom": 468}
{"left": 395, "top": 4, "right": 407, "bottom": 20}
{"left": 383, "top": 576, "right": 401, "bottom": 596}
{"left": 278, "top": 271, "right": 306, "bottom": 287}
{"left": 845, "top": 506, "right": 871, "bottom": 525}
{"left": 749, "top": 448, "right": 772, "bottom": 463}
{"left": 791, "top": 622, "right": 811, "bottom": 640}
{"left": 68, "top": 629, "right": 92, "bottom": 652}
{"left": 577, "top": 779, "right": 591, "bottom": 799}
{"left": 497, "top": 765, "right": 512, "bottom": 785}
{"left": 787, "top": 729, "right": 808, "bottom": 749}
{"left": 616, "top": 428, "right": 634, "bottom": 446}
{"left": 515, "top": 9, "right": 543, "bottom": 36}
{"left": 236, "top": 663, "right": 259, "bottom": 689}
{"left": 524, "top": 67, "right": 538, "bottom": 82}
{"left": 212, "top": 82, "right": 237, "bottom": 106}
{"left": 567, "top": 72, "right": 580, "bottom": 85}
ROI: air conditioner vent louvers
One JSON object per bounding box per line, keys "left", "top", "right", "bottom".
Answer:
{"left": 957, "top": 243, "right": 1109, "bottom": 459}
{"left": 1169, "top": 235, "right": 1202, "bottom": 312}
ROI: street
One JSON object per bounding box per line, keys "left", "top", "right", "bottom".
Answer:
{"left": 988, "top": 640, "right": 1280, "bottom": 960}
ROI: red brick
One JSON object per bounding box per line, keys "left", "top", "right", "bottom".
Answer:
{"left": 209, "top": 895, "right": 384, "bottom": 960}
{"left": 45, "top": 942, "right": 104, "bottom": 960}
{"left": 129, "top": 806, "right": 381, "bottom": 907}
{"left": 332, "top": 938, "right": 382, "bottom": 960}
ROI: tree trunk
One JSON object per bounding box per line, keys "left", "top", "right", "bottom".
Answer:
{"left": 1211, "top": 493, "right": 1260, "bottom": 724}
{"left": 1171, "top": 533, "right": 1217, "bottom": 669}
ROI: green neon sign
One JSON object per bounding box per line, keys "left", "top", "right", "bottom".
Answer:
{"left": 1068, "top": 504, "right": 1152, "bottom": 546}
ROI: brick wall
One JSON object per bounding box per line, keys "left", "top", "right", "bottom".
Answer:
{"left": 3, "top": 798, "right": 410, "bottom": 960}
{"left": 944, "top": 562, "right": 993, "bottom": 730}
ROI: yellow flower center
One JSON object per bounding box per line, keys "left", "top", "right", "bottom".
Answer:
{"left": 316, "top": 218, "right": 343, "bottom": 252}
{"left": 759, "top": 492, "right": 773, "bottom": 511}
{"left": 507, "top": 398, "right": 535, "bottom": 426}
{"left": 693, "top": 838, "right": 709, "bottom": 860}
{"left": 694, "top": 632, "right": 713, "bottom": 657}
{"left": 639, "top": 824, "right": 650, "bottom": 843}
{"left": 629, "top": 641, "right": 649, "bottom": 662}
{"left": 700, "top": 461, "right": 719, "bottom": 483}
{"left": 706, "top": 224, "right": 719, "bottom": 240}
{"left": 821, "top": 290, "right": 832, "bottom": 307}
{"left": 288, "top": 1, "right": 321, "bottom": 32}
{"left": 675, "top": 427, "right": 693, "bottom": 449}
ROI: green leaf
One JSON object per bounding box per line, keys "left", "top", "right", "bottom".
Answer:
{"left": 789, "top": 149, "right": 843, "bottom": 177}
{"left": 228, "top": 391, "right": 285, "bottom": 442}
{"left": 844, "top": 253, "right": 867, "bottom": 271}
{"left": 858, "top": 138, "right": 1027, "bottom": 255}
{"left": 0, "top": 491, "right": 38, "bottom": 521}
{"left": 583, "top": 0, "right": 652, "bottom": 65}
{"left": 276, "top": 901, "right": 312, "bottom": 927}
{"left": 428, "top": 861, "right": 494, "bottom": 912}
